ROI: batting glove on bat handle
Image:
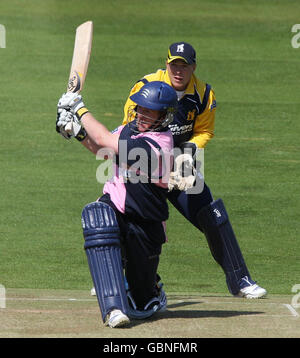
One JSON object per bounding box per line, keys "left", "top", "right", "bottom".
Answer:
{"left": 56, "top": 108, "right": 87, "bottom": 142}
{"left": 57, "top": 92, "right": 89, "bottom": 120}
{"left": 56, "top": 108, "right": 72, "bottom": 140}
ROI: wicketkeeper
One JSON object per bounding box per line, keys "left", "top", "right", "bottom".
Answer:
{"left": 122, "top": 42, "right": 267, "bottom": 298}
{"left": 56, "top": 81, "right": 177, "bottom": 327}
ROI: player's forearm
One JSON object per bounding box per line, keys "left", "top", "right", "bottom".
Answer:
{"left": 80, "top": 135, "right": 102, "bottom": 155}
{"left": 81, "top": 112, "right": 119, "bottom": 153}
{"left": 189, "top": 131, "right": 214, "bottom": 149}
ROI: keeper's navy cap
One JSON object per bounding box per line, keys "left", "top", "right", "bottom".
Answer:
{"left": 167, "top": 42, "right": 196, "bottom": 65}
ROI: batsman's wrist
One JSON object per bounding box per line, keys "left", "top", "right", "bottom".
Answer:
{"left": 75, "top": 127, "right": 87, "bottom": 142}
{"left": 75, "top": 106, "right": 89, "bottom": 120}
{"left": 179, "top": 142, "right": 197, "bottom": 159}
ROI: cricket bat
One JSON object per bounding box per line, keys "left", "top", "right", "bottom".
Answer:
{"left": 65, "top": 21, "right": 93, "bottom": 132}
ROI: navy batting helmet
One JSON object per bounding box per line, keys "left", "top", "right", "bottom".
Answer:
{"left": 128, "top": 81, "right": 177, "bottom": 132}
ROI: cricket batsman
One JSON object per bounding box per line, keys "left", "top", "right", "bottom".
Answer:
{"left": 56, "top": 81, "right": 178, "bottom": 327}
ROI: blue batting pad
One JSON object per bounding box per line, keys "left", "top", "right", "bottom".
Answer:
{"left": 197, "top": 199, "right": 251, "bottom": 295}
{"left": 82, "top": 201, "right": 129, "bottom": 321}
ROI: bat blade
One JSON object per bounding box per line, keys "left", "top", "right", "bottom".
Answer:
{"left": 67, "top": 21, "right": 93, "bottom": 94}
{"left": 65, "top": 21, "right": 93, "bottom": 133}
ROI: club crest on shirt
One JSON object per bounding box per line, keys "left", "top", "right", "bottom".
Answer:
{"left": 187, "top": 109, "right": 196, "bottom": 121}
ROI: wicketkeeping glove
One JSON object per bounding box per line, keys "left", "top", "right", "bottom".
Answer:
{"left": 168, "top": 142, "right": 197, "bottom": 191}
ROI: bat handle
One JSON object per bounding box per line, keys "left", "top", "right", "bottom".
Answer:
{"left": 63, "top": 88, "right": 80, "bottom": 134}
{"left": 64, "top": 121, "right": 73, "bottom": 133}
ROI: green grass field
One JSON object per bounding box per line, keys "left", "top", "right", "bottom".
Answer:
{"left": 1, "top": 0, "right": 299, "bottom": 305}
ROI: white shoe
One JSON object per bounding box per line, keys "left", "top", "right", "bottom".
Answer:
{"left": 104, "top": 309, "right": 130, "bottom": 328}
{"left": 235, "top": 277, "right": 267, "bottom": 299}
{"left": 90, "top": 287, "right": 96, "bottom": 296}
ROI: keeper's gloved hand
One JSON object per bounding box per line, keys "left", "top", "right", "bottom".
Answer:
{"left": 168, "top": 142, "right": 197, "bottom": 191}
{"left": 57, "top": 92, "right": 89, "bottom": 119}
{"left": 56, "top": 108, "right": 87, "bottom": 141}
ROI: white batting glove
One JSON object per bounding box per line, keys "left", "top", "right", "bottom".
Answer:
{"left": 57, "top": 92, "right": 89, "bottom": 119}
{"left": 56, "top": 109, "right": 72, "bottom": 139}
{"left": 56, "top": 108, "right": 87, "bottom": 141}
{"left": 168, "top": 153, "right": 197, "bottom": 191}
